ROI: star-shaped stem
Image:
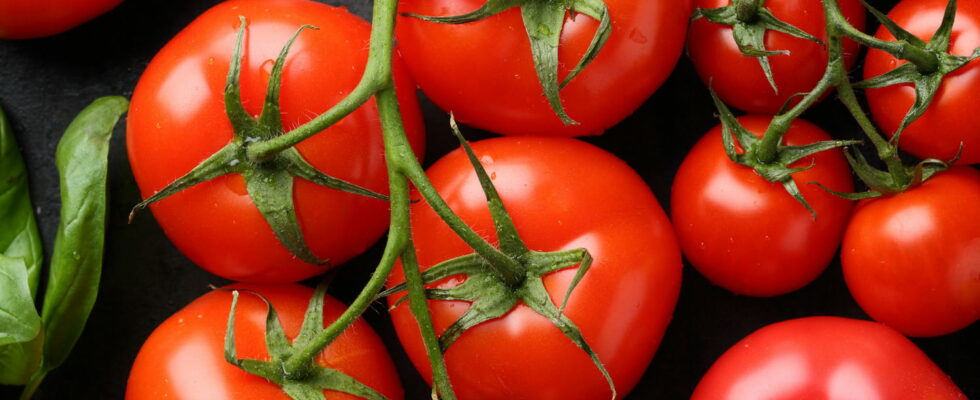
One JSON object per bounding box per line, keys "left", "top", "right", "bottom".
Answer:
{"left": 693, "top": 0, "right": 824, "bottom": 93}
{"left": 380, "top": 118, "right": 614, "bottom": 398}
{"left": 128, "top": 18, "right": 388, "bottom": 265}
{"left": 404, "top": 0, "right": 611, "bottom": 125}
{"left": 855, "top": 0, "right": 980, "bottom": 143}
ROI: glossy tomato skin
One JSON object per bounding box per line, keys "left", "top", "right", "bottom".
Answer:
{"left": 127, "top": 0, "right": 425, "bottom": 283}
{"left": 126, "top": 284, "right": 403, "bottom": 400}
{"left": 864, "top": 0, "right": 980, "bottom": 164}
{"left": 0, "top": 0, "right": 123, "bottom": 39}
{"left": 671, "top": 116, "right": 854, "bottom": 297}
{"left": 842, "top": 167, "right": 980, "bottom": 337}
{"left": 688, "top": 0, "right": 866, "bottom": 113}
{"left": 387, "top": 137, "right": 682, "bottom": 399}
{"left": 692, "top": 317, "right": 966, "bottom": 399}
{"left": 395, "top": 0, "right": 688, "bottom": 136}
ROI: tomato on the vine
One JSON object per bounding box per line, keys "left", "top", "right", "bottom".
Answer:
{"left": 127, "top": 0, "right": 425, "bottom": 283}
{"left": 0, "top": 0, "right": 123, "bottom": 39}
{"left": 671, "top": 116, "right": 854, "bottom": 297}
{"left": 687, "top": 0, "right": 866, "bottom": 113}
{"left": 387, "top": 137, "right": 682, "bottom": 399}
{"left": 692, "top": 317, "right": 966, "bottom": 399}
{"left": 394, "top": 0, "right": 689, "bottom": 136}
{"left": 842, "top": 167, "right": 980, "bottom": 337}
{"left": 864, "top": 0, "right": 980, "bottom": 164}
{"left": 126, "top": 284, "right": 403, "bottom": 400}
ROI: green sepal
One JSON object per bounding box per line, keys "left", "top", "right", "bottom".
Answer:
{"left": 855, "top": 0, "right": 980, "bottom": 140}
{"left": 407, "top": 0, "right": 612, "bottom": 125}
{"left": 812, "top": 181, "right": 882, "bottom": 200}
{"left": 129, "top": 18, "right": 388, "bottom": 265}
{"left": 694, "top": 1, "right": 823, "bottom": 93}
{"left": 223, "top": 287, "right": 389, "bottom": 400}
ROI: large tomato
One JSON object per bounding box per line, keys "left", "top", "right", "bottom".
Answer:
{"left": 0, "top": 0, "right": 123, "bottom": 39}
{"left": 387, "top": 137, "right": 682, "bottom": 399}
{"left": 394, "top": 0, "right": 689, "bottom": 136}
{"left": 842, "top": 167, "right": 980, "bottom": 337}
{"left": 126, "top": 284, "right": 403, "bottom": 400}
{"left": 864, "top": 0, "right": 980, "bottom": 164}
{"left": 671, "top": 116, "right": 854, "bottom": 296}
{"left": 127, "top": 0, "right": 425, "bottom": 282}
{"left": 692, "top": 317, "right": 966, "bottom": 399}
{"left": 687, "top": 0, "right": 866, "bottom": 113}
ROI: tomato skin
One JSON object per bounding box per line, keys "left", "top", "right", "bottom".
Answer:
{"left": 387, "top": 137, "right": 682, "bottom": 399}
{"left": 671, "top": 116, "right": 854, "bottom": 297}
{"left": 0, "top": 0, "right": 123, "bottom": 39}
{"left": 125, "top": 284, "right": 403, "bottom": 400}
{"left": 864, "top": 0, "right": 980, "bottom": 164}
{"left": 126, "top": 0, "right": 425, "bottom": 282}
{"left": 842, "top": 167, "right": 980, "bottom": 337}
{"left": 692, "top": 317, "right": 966, "bottom": 400}
{"left": 687, "top": 0, "right": 866, "bottom": 113}
{"left": 394, "top": 0, "right": 688, "bottom": 136}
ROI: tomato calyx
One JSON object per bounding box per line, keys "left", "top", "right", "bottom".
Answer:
{"left": 692, "top": 0, "right": 824, "bottom": 93}
{"left": 381, "top": 119, "right": 615, "bottom": 399}
{"left": 709, "top": 89, "right": 858, "bottom": 216}
{"left": 128, "top": 18, "right": 388, "bottom": 266}
{"left": 404, "top": 0, "right": 611, "bottom": 125}
{"left": 853, "top": 0, "right": 980, "bottom": 140}
{"left": 221, "top": 283, "right": 389, "bottom": 400}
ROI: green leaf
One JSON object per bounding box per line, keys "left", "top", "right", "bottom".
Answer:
{"left": 0, "top": 256, "right": 40, "bottom": 347}
{"left": 0, "top": 105, "right": 43, "bottom": 297}
{"left": 36, "top": 96, "right": 128, "bottom": 376}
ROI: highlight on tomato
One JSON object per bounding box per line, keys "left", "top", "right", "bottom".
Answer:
{"left": 126, "top": 284, "right": 403, "bottom": 400}
{"left": 842, "top": 167, "right": 980, "bottom": 337}
{"left": 394, "top": 0, "right": 689, "bottom": 136}
{"left": 692, "top": 317, "right": 967, "bottom": 399}
{"left": 0, "top": 0, "right": 124, "bottom": 39}
{"left": 386, "top": 136, "right": 682, "bottom": 399}
{"left": 126, "top": 0, "right": 425, "bottom": 283}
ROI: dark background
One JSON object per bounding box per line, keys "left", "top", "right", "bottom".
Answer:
{"left": 1, "top": 0, "right": 976, "bottom": 398}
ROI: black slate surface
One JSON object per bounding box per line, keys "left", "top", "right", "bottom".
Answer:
{"left": 0, "top": 0, "right": 976, "bottom": 399}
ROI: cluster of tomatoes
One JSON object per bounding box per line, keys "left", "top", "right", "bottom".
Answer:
{"left": 2, "top": 0, "right": 977, "bottom": 398}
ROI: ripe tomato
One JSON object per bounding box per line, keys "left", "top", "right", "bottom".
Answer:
{"left": 0, "top": 0, "right": 123, "bottom": 39}
{"left": 864, "top": 0, "right": 980, "bottom": 164}
{"left": 692, "top": 317, "right": 966, "bottom": 399}
{"left": 127, "top": 0, "right": 425, "bottom": 282}
{"left": 387, "top": 137, "right": 682, "bottom": 399}
{"left": 126, "top": 284, "right": 403, "bottom": 400}
{"left": 394, "top": 0, "right": 688, "bottom": 136}
{"left": 842, "top": 167, "right": 980, "bottom": 337}
{"left": 671, "top": 116, "right": 854, "bottom": 297}
{"left": 687, "top": 0, "right": 866, "bottom": 113}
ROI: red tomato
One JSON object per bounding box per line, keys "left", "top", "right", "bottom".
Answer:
{"left": 387, "top": 137, "right": 682, "bottom": 399}
{"left": 864, "top": 0, "right": 980, "bottom": 164}
{"left": 842, "top": 167, "right": 980, "bottom": 337}
{"left": 692, "top": 317, "right": 966, "bottom": 399}
{"left": 687, "top": 0, "right": 866, "bottom": 113}
{"left": 127, "top": 0, "right": 425, "bottom": 282}
{"left": 126, "top": 284, "right": 403, "bottom": 400}
{"left": 394, "top": 0, "right": 688, "bottom": 136}
{"left": 671, "top": 116, "right": 854, "bottom": 296}
{"left": 0, "top": 0, "right": 123, "bottom": 39}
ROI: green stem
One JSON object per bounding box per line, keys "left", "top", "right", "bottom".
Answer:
{"left": 823, "top": 0, "right": 939, "bottom": 74}
{"left": 734, "top": 0, "right": 762, "bottom": 22}
{"left": 19, "top": 371, "right": 44, "bottom": 400}
{"left": 245, "top": 0, "right": 398, "bottom": 162}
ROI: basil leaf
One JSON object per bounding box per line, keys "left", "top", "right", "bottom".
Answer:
{"left": 0, "top": 104, "right": 43, "bottom": 297}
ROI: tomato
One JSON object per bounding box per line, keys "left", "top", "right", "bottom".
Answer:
{"left": 0, "top": 0, "right": 123, "bottom": 39}
{"left": 842, "top": 167, "right": 980, "bottom": 337}
{"left": 387, "top": 137, "right": 682, "bottom": 399}
{"left": 692, "top": 317, "right": 966, "bottom": 399}
{"left": 394, "top": 0, "right": 688, "bottom": 136}
{"left": 671, "top": 116, "right": 854, "bottom": 297}
{"left": 126, "top": 284, "right": 403, "bottom": 400}
{"left": 127, "top": 0, "right": 425, "bottom": 282}
{"left": 864, "top": 0, "right": 980, "bottom": 164}
{"left": 687, "top": 0, "right": 866, "bottom": 113}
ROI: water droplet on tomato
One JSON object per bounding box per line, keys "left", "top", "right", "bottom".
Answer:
{"left": 207, "top": 57, "right": 215, "bottom": 66}
{"left": 629, "top": 29, "right": 647, "bottom": 44}
{"left": 480, "top": 155, "right": 494, "bottom": 165}
{"left": 490, "top": 172, "right": 497, "bottom": 180}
